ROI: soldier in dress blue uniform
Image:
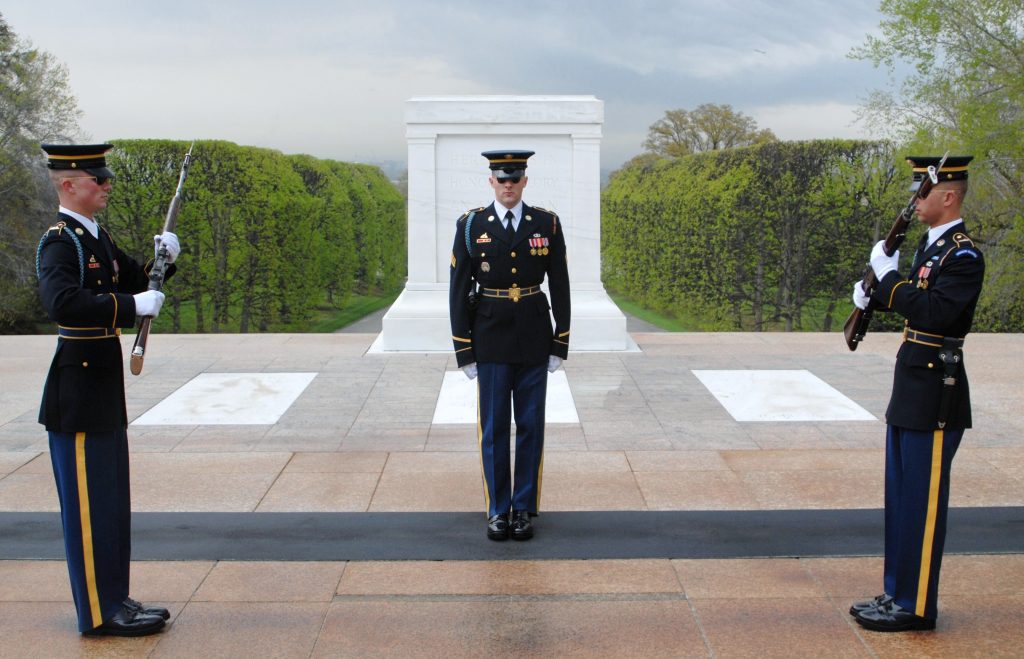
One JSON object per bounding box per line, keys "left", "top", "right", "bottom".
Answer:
{"left": 36, "top": 144, "right": 180, "bottom": 636}
{"left": 850, "top": 155, "right": 984, "bottom": 632}
{"left": 449, "top": 150, "right": 571, "bottom": 541}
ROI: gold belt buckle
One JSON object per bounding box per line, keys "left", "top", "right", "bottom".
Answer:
{"left": 510, "top": 284, "right": 521, "bottom": 303}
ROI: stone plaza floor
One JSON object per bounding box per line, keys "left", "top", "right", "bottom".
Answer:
{"left": 0, "top": 331, "right": 1022, "bottom": 657}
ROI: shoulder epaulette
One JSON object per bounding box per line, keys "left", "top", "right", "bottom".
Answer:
{"left": 951, "top": 232, "right": 974, "bottom": 247}
{"left": 940, "top": 232, "right": 981, "bottom": 264}
{"left": 459, "top": 206, "right": 485, "bottom": 221}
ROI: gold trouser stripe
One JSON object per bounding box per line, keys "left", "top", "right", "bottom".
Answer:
{"left": 476, "top": 379, "right": 490, "bottom": 515}
{"left": 887, "top": 280, "right": 909, "bottom": 308}
{"left": 916, "top": 429, "right": 944, "bottom": 616}
{"left": 535, "top": 446, "right": 544, "bottom": 513}
{"left": 75, "top": 433, "right": 102, "bottom": 627}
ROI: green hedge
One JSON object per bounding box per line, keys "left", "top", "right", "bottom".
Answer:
{"left": 99, "top": 140, "right": 406, "bottom": 333}
{"left": 602, "top": 140, "right": 915, "bottom": 332}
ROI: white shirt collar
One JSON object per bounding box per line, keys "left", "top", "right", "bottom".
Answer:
{"left": 927, "top": 218, "right": 963, "bottom": 249}
{"left": 494, "top": 201, "right": 523, "bottom": 228}
{"left": 58, "top": 206, "right": 99, "bottom": 239}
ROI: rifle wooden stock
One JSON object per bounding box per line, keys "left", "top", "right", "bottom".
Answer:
{"left": 130, "top": 143, "right": 193, "bottom": 375}
{"left": 843, "top": 153, "right": 947, "bottom": 351}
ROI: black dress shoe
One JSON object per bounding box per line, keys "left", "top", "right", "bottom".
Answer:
{"left": 82, "top": 606, "right": 166, "bottom": 637}
{"left": 855, "top": 601, "right": 936, "bottom": 632}
{"left": 849, "top": 593, "right": 893, "bottom": 616}
{"left": 487, "top": 513, "right": 510, "bottom": 541}
{"left": 125, "top": 597, "right": 171, "bottom": 620}
{"left": 510, "top": 510, "right": 533, "bottom": 541}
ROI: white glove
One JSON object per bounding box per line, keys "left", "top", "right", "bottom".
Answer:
{"left": 462, "top": 363, "right": 478, "bottom": 380}
{"left": 870, "top": 240, "right": 899, "bottom": 280}
{"left": 134, "top": 290, "right": 165, "bottom": 317}
{"left": 155, "top": 232, "right": 180, "bottom": 263}
{"left": 851, "top": 281, "right": 870, "bottom": 310}
{"left": 547, "top": 356, "right": 562, "bottom": 373}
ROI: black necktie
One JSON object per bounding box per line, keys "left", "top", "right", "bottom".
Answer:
{"left": 913, "top": 232, "right": 929, "bottom": 266}
{"left": 504, "top": 210, "right": 515, "bottom": 240}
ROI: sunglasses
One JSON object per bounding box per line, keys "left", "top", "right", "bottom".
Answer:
{"left": 496, "top": 176, "right": 522, "bottom": 184}
{"left": 64, "top": 175, "right": 114, "bottom": 186}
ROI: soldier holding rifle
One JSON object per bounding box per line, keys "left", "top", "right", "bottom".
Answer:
{"left": 849, "top": 155, "right": 984, "bottom": 632}
{"left": 35, "top": 144, "right": 181, "bottom": 636}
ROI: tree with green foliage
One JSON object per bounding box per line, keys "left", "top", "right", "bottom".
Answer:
{"left": 852, "top": 0, "right": 1024, "bottom": 330}
{"left": 289, "top": 154, "right": 358, "bottom": 308}
{"left": 0, "top": 13, "right": 81, "bottom": 332}
{"left": 643, "top": 103, "right": 776, "bottom": 158}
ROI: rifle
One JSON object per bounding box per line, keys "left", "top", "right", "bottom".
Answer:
{"left": 130, "top": 143, "right": 194, "bottom": 375}
{"left": 843, "top": 152, "right": 947, "bottom": 351}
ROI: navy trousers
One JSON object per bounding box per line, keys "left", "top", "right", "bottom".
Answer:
{"left": 883, "top": 425, "right": 963, "bottom": 620}
{"left": 49, "top": 430, "right": 131, "bottom": 632}
{"left": 476, "top": 362, "right": 547, "bottom": 517}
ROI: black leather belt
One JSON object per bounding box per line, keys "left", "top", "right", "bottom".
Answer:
{"left": 902, "top": 327, "right": 963, "bottom": 348}
{"left": 482, "top": 285, "right": 540, "bottom": 303}
{"left": 58, "top": 326, "right": 121, "bottom": 339}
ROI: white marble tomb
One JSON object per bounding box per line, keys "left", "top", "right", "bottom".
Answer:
{"left": 372, "top": 95, "right": 633, "bottom": 354}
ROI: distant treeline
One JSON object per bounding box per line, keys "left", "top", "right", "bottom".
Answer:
{"left": 602, "top": 139, "right": 1020, "bottom": 332}
{"left": 4, "top": 139, "right": 406, "bottom": 334}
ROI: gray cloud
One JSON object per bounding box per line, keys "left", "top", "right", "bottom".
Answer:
{"left": 3, "top": 0, "right": 896, "bottom": 169}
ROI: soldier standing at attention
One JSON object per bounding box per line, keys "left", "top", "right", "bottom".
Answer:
{"left": 36, "top": 144, "right": 179, "bottom": 637}
{"left": 850, "top": 155, "right": 984, "bottom": 632}
{"left": 449, "top": 150, "right": 571, "bottom": 541}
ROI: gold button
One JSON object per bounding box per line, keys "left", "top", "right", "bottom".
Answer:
{"left": 511, "top": 268, "right": 517, "bottom": 274}
{"left": 97, "top": 280, "right": 102, "bottom": 285}
{"left": 82, "top": 362, "right": 89, "bottom": 368}
{"left": 928, "top": 363, "right": 934, "bottom": 369}
{"left": 511, "top": 251, "right": 517, "bottom": 257}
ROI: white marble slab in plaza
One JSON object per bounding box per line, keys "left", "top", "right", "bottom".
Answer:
{"left": 693, "top": 369, "right": 876, "bottom": 422}
{"left": 432, "top": 370, "right": 579, "bottom": 424}
{"left": 132, "top": 373, "right": 317, "bottom": 425}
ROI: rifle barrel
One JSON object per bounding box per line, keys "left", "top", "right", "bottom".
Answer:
{"left": 129, "top": 143, "right": 193, "bottom": 375}
{"left": 843, "top": 152, "right": 948, "bottom": 351}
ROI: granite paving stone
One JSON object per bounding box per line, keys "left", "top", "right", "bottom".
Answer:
{"left": 0, "top": 332, "right": 1020, "bottom": 657}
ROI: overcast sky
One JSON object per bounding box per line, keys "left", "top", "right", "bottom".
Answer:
{"left": 4, "top": 1, "right": 898, "bottom": 170}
